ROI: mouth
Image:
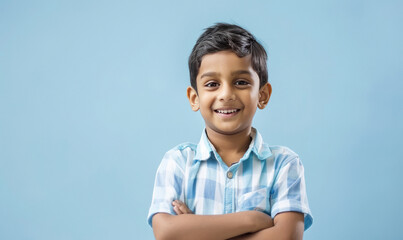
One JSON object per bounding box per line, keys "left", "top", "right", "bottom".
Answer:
{"left": 214, "top": 108, "right": 240, "bottom": 117}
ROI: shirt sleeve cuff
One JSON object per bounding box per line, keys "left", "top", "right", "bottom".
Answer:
{"left": 147, "top": 202, "right": 176, "bottom": 227}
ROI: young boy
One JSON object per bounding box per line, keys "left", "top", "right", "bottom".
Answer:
{"left": 147, "top": 23, "right": 313, "bottom": 240}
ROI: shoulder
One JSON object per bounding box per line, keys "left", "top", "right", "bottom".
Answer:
{"left": 269, "top": 145, "right": 299, "bottom": 159}
{"left": 159, "top": 142, "right": 198, "bottom": 172}
{"left": 267, "top": 145, "right": 302, "bottom": 170}
{"left": 164, "top": 142, "right": 198, "bottom": 158}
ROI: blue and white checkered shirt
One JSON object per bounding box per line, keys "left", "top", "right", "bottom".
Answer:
{"left": 147, "top": 128, "right": 313, "bottom": 230}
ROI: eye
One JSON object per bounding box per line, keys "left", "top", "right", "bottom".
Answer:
{"left": 205, "top": 81, "right": 219, "bottom": 88}
{"left": 234, "top": 80, "right": 250, "bottom": 86}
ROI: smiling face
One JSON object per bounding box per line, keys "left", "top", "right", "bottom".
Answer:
{"left": 187, "top": 50, "right": 271, "bottom": 136}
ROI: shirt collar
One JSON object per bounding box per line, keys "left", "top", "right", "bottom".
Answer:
{"left": 194, "top": 127, "right": 272, "bottom": 161}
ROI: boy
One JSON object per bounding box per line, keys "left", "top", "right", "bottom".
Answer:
{"left": 147, "top": 23, "right": 313, "bottom": 240}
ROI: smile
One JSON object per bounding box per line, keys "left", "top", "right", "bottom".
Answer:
{"left": 214, "top": 109, "right": 240, "bottom": 114}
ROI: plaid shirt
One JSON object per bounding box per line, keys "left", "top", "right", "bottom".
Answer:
{"left": 147, "top": 128, "right": 313, "bottom": 230}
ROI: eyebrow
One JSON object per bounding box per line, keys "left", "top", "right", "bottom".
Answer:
{"left": 231, "top": 70, "right": 252, "bottom": 76}
{"left": 200, "top": 70, "right": 252, "bottom": 79}
{"left": 200, "top": 72, "right": 218, "bottom": 79}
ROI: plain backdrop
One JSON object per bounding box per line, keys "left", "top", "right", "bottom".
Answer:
{"left": 1, "top": 0, "right": 402, "bottom": 239}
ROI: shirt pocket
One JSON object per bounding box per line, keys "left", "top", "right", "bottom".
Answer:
{"left": 237, "top": 187, "right": 269, "bottom": 214}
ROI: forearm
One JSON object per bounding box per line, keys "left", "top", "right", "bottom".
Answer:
{"left": 230, "top": 212, "right": 305, "bottom": 240}
{"left": 152, "top": 211, "right": 270, "bottom": 240}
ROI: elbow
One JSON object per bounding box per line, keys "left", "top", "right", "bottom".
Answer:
{"left": 278, "top": 229, "right": 303, "bottom": 240}
{"left": 274, "top": 233, "right": 302, "bottom": 240}
{"left": 281, "top": 230, "right": 304, "bottom": 240}
{"left": 281, "top": 235, "right": 302, "bottom": 240}
{"left": 152, "top": 213, "right": 177, "bottom": 240}
{"left": 154, "top": 233, "right": 171, "bottom": 240}
{"left": 153, "top": 230, "right": 173, "bottom": 240}
{"left": 153, "top": 228, "right": 168, "bottom": 240}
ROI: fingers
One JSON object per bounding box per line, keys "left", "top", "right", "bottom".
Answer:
{"left": 173, "top": 203, "right": 184, "bottom": 215}
{"left": 172, "top": 200, "right": 193, "bottom": 215}
{"left": 172, "top": 200, "right": 183, "bottom": 215}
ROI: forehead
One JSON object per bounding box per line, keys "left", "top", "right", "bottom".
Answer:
{"left": 198, "top": 51, "right": 257, "bottom": 78}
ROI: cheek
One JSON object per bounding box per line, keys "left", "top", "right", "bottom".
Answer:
{"left": 199, "top": 99, "right": 213, "bottom": 114}
{"left": 245, "top": 98, "right": 259, "bottom": 114}
{"left": 244, "top": 95, "right": 259, "bottom": 107}
{"left": 199, "top": 95, "right": 213, "bottom": 106}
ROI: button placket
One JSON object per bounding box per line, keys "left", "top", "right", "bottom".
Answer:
{"left": 224, "top": 166, "right": 238, "bottom": 214}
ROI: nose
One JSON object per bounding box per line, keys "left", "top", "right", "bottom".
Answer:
{"left": 218, "top": 82, "right": 236, "bottom": 102}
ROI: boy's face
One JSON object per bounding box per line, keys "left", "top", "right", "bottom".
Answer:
{"left": 187, "top": 50, "right": 271, "bottom": 136}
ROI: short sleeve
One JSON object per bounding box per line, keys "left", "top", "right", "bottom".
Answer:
{"left": 147, "top": 150, "right": 185, "bottom": 227}
{"left": 270, "top": 156, "right": 313, "bottom": 231}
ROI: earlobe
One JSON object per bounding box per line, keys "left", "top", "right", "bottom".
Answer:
{"left": 187, "top": 86, "right": 200, "bottom": 111}
{"left": 258, "top": 83, "right": 272, "bottom": 109}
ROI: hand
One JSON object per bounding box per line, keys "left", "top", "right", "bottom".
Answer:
{"left": 172, "top": 200, "right": 193, "bottom": 215}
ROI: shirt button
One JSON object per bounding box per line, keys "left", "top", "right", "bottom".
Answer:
{"left": 227, "top": 171, "right": 233, "bottom": 179}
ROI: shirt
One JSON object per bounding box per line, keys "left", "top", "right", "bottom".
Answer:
{"left": 147, "top": 128, "right": 313, "bottom": 230}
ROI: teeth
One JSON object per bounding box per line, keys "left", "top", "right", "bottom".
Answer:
{"left": 216, "top": 109, "right": 238, "bottom": 114}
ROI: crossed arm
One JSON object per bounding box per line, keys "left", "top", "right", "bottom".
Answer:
{"left": 152, "top": 200, "right": 304, "bottom": 240}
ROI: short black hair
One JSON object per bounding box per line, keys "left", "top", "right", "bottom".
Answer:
{"left": 188, "top": 23, "right": 268, "bottom": 91}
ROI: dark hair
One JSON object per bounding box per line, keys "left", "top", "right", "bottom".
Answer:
{"left": 188, "top": 23, "right": 268, "bottom": 91}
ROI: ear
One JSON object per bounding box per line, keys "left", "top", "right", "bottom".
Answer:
{"left": 187, "top": 86, "right": 200, "bottom": 111}
{"left": 257, "top": 83, "right": 272, "bottom": 109}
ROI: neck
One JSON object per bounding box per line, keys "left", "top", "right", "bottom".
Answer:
{"left": 205, "top": 127, "right": 252, "bottom": 156}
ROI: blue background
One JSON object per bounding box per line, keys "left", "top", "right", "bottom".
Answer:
{"left": 1, "top": 0, "right": 402, "bottom": 239}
